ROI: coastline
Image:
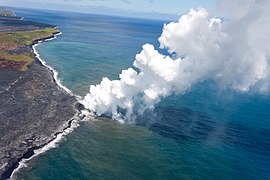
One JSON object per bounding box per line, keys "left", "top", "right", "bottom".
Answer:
{"left": 32, "top": 32, "right": 74, "bottom": 96}
{"left": 9, "top": 114, "right": 81, "bottom": 179}
{"left": 9, "top": 31, "right": 81, "bottom": 180}
{"left": 0, "top": 29, "right": 84, "bottom": 179}
{"left": 6, "top": 114, "right": 81, "bottom": 180}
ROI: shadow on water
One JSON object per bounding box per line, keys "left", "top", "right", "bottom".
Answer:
{"left": 136, "top": 106, "right": 270, "bottom": 155}
{"left": 137, "top": 107, "right": 216, "bottom": 144}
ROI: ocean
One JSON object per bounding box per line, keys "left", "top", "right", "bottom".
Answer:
{"left": 12, "top": 8, "right": 270, "bottom": 179}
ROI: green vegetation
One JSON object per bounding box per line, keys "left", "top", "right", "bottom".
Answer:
{"left": 0, "top": 28, "right": 59, "bottom": 71}
{"left": 0, "top": 52, "right": 33, "bottom": 71}
{"left": 0, "top": 28, "right": 59, "bottom": 48}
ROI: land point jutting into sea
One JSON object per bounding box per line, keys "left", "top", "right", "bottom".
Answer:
{"left": 0, "top": 9, "right": 59, "bottom": 71}
{"left": 0, "top": 9, "right": 79, "bottom": 179}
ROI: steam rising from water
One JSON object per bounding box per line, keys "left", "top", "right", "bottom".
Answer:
{"left": 82, "top": 0, "right": 270, "bottom": 122}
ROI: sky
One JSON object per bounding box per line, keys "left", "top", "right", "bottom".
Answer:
{"left": 0, "top": 0, "right": 217, "bottom": 20}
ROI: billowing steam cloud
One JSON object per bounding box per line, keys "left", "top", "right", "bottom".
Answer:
{"left": 82, "top": 0, "right": 270, "bottom": 122}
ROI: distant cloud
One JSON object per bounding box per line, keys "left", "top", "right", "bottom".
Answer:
{"left": 121, "top": 0, "right": 131, "bottom": 4}
{"left": 62, "top": 0, "right": 109, "bottom": 2}
{"left": 3, "top": 0, "right": 215, "bottom": 20}
{"left": 146, "top": 0, "right": 154, "bottom": 3}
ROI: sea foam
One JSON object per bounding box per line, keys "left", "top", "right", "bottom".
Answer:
{"left": 10, "top": 31, "right": 84, "bottom": 179}
{"left": 33, "top": 31, "right": 82, "bottom": 100}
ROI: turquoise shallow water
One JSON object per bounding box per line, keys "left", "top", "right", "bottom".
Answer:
{"left": 13, "top": 8, "right": 270, "bottom": 179}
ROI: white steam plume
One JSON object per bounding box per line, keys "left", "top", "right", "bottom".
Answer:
{"left": 82, "top": 0, "right": 270, "bottom": 122}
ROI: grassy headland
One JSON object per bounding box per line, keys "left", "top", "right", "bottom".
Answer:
{"left": 0, "top": 28, "right": 59, "bottom": 71}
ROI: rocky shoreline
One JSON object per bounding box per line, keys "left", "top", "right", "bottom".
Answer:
{"left": 1, "top": 113, "right": 78, "bottom": 180}
{"left": 0, "top": 17, "right": 80, "bottom": 179}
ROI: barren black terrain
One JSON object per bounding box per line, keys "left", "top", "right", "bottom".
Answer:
{"left": 0, "top": 16, "right": 77, "bottom": 179}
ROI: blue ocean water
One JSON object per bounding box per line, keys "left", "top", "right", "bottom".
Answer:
{"left": 14, "top": 8, "right": 270, "bottom": 179}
